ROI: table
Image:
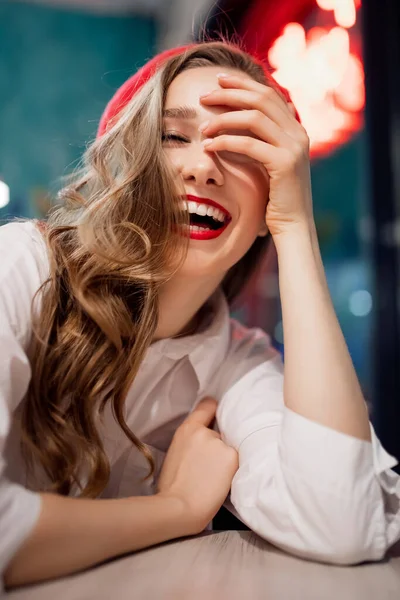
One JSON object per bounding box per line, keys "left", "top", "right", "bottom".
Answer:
{"left": 7, "top": 531, "right": 400, "bottom": 600}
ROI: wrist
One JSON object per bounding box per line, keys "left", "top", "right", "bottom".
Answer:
{"left": 156, "top": 492, "right": 197, "bottom": 538}
{"left": 271, "top": 219, "right": 314, "bottom": 248}
{"left": 273, "top": 217, "right": 329, "bottom": 295}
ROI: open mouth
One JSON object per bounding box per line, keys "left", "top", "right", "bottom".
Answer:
{"left": 181, "top": 195, "right": 232, "bottom": 240}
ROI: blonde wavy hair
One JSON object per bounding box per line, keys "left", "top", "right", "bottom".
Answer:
{"left": 20, "top": 41, "right": 275, "bottom": 498}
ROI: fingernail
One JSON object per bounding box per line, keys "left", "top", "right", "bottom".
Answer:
{"left": 217, "top": 73, "right": 230, "bottom": 78}
{"left": 202, "top": 138, "right": 213, "bottom": 147}
{"left": 198, "top": 120, "right": 210, "bottom": 132}
{"left": 200, "top": 91, "right": 212, "bottom": 98}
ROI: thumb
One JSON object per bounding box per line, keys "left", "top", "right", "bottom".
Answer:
{"left": 184, "top": 397, "right": 217, "bottom": 427}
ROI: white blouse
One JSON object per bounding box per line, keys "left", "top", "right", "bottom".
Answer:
{"left": 1, "top": 220, "right": 400, "bottom": 582}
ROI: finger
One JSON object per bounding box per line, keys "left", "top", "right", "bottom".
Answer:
{"left": 210, "top": 429, "right": 222, "bottom": 439}
{"left": 200, "top": 109, "right": 290, "bottom": 148}
{"left": 288, "top": 102, "right": 297, "bottom": 117}
{"left": 203, "top": 134, "right": 277, "bottom": 167}
{"left": 185, "top": 397, "right": 217, "bottom": 427}
{"left": 217, "top": 73, "right": 290, "bottom": 114}
{"left": 201, "top": 85, "right": 298, "bottom": 138}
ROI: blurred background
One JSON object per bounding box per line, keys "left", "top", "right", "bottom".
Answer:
{"left": 0, "top": 0, "right": 399, "bottom": 460}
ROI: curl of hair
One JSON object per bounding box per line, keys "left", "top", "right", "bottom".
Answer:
{"left": 20, "top": 41, "right": 274, "bottom": 497}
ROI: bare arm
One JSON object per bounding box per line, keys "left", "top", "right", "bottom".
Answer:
{"left": 5, "top": 398, "right": 238, "bottom": 590}
{"left": 4, "top": 492, "right": 187, "bottom": 589}
{"left": 198, "top": 72, "right": 370, "bottom": 441}
{"left": 274, "top": 220, "right": 371, "bottom": 441}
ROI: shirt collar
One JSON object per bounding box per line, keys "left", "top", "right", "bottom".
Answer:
{"left": 146, "top": 289, "right": 231, "bottom": 389}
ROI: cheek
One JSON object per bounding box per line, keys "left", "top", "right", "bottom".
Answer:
{"left": 229, "top": 163, "right": 270, "bottom": 220}
{"left": 162, "top": 149, "right": 186, "bottom": 190}
{"left": 163, "top": 148, "right": 181, "bottom": 170}
{"left": 247, "top": 162, "right": 270, "bottom": 198}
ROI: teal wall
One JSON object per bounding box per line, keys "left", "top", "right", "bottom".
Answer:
{"left": 0, "top": 1, "right": 156, "bottom": 217}
{"left": 311, "top": 133, "right": 373, "bottom": 398}
{"left": 311, "top": 131, "right": 369, "bottom": 262}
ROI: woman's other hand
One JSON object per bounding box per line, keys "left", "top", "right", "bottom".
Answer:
{"left": 157, "top": 397, "right": 239, "bottom": 535}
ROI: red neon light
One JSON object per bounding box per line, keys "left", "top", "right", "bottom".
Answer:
{"left": 316, "top": 0, "right": 361, "bottom": 28}
{"left": 268, "top": 1, "right": 363, "bottom": 157}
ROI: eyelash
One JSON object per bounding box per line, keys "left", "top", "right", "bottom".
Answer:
{"left": 161, "top": 132, "right": 189, "bottom": 145}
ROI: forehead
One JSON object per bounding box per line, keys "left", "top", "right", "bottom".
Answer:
{"left": 164, "top": 65, "right": 244, "bottom": 109}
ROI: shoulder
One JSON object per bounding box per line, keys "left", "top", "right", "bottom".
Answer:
{"left": 0, "top": 220, "right": 50, "bottom": 345}
{"left": 213, "top": 315, "right": 283, "bottom": 398}
{"left": 0, "top": 219, "right": 48, "bottom": 261}
{"left": 228, "top": 317, "right": 278, "bottom": 360}
{"left": 205, "top": 290, "right": 279, "bottom": 364}
{"left": 0, "top": 219, "right": 50, "bottom": 285}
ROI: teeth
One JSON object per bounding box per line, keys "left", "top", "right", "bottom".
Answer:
{"left": 190, "top": 225, "right": 211, "bottom": 231}
{"left": 181, "top": 200, "right": 227, "bottom": 223}
{"left": 196, "top": 204, "right": 208, "bottom": 216}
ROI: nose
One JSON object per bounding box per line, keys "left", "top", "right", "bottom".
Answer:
{"left": 180, "top": 144, "right": 224, "bottom": 187}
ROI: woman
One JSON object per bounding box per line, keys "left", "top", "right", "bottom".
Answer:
{"left": 1, "top": 42, "right": 399, "bottom": 589}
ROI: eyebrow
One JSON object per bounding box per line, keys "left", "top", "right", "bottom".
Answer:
{"left": 163, "top": 106, "right": 198, "bottom": 120}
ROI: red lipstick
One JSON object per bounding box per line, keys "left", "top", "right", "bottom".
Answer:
{"left": 183, "top": 195, "right": 231, "bottom": 241}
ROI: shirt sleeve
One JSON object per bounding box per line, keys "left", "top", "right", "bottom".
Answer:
{"left": 216, "top": 322, "right": 400, "bottom": 566}
{"left": 0, "top": 222, "right": 46, "bottom": 582}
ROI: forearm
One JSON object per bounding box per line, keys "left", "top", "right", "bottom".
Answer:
{"left": 274, "top": 222, "right": 371, "bottom": 441}
{"left": 4, "top": 491, "right": 187, "bottom": 589}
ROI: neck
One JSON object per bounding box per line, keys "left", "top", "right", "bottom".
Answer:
{"left": 154, "top": 272, "right": 225, "bottom": 341}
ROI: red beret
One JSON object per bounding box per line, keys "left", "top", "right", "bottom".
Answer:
{"left": 97, "top": 44, "right": 299, "bottom": 137}
{"left": 97, "top": 46, "right": 191, "bottom": 137}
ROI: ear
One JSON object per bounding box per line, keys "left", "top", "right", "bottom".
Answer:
{"left": 258, "top": 221, "right": 269, "bottom": 237}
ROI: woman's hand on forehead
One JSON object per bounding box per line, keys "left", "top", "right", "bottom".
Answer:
{"left": 198, "top": 73, "right": 312, "bottom": 238}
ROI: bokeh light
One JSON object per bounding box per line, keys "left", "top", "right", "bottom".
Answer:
{"left": 268, "top": 0, "right": 363, "bottom": 157}
{"left": 0, "top": 181, "right": 10, "bottom": 209}
{"left": 349, "top": 290, "right": 373, "bottom": 317}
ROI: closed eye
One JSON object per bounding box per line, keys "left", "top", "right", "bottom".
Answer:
{"left": 162, "top": 132, "right": 189, "bottom": 145}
